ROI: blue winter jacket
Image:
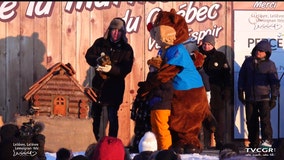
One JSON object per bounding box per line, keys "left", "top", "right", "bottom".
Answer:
{"left": 238, "top": 40, "right": 280, "bottom": 102}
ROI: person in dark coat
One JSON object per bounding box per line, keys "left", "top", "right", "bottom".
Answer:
{"left": 130, "top": 53, "right": 173, "bottom": 152}
{"left": 85, "top": 17, "right": 134, "bottom": 141}
{"left": 56, "top": 147, "right": 73, "bottom": 160}
{"left": 0, "top": 124, "right": 21, "bottom": 160}
{"left": 130, "top": 97, "right": 152, "bottom": 153}
{"left": 198, "top": 34, "right": 232, "bottom": 149}
{"left": 144, "top": 54, "right": 174, "bottom": 150}
{"left": 0, "top": 122, "right": 46, "bottom": 160}
{"left": 238, "top": 40, "right": 280, "bottom": 148}
{"left": 133, "top": 131, "right": 158, "bottom": 160}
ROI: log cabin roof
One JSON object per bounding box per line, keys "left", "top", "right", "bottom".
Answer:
{"left": 23, "top": 62, "right": 96, "bottom": 102}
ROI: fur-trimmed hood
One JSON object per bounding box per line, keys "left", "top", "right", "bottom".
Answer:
{"left": 103, "top": 17, "right": 128, "bottom": 43}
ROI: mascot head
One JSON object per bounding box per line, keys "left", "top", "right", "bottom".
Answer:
{"left": 148, "top": 9, "right": 189, "bottom": 48}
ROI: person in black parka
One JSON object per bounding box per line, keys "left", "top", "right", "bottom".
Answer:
{"left": 198, "top": 35, "right": 232, "bottom": 149}
{"left": 85, "top": 17, "right": 134, "bottom": 141}
{"left": 0, "top": 122, "right": 46, "bottom": 160}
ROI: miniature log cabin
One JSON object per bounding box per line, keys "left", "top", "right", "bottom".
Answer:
{"left": 23, "top": 62, "right": 96, "bottom": 119}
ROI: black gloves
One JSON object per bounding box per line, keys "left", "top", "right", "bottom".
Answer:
{"left": 137, "top": 81, "right": 152, "bottom": 98}
{"left": 269, "top": 96, "right": 277, "bottom": 110}
{"left": 238, "top": 89, "right": 245, "bottom": 105}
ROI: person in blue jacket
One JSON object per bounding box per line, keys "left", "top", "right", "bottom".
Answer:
{"left": 238, "top": 40, "right": 280, "bottom": 148}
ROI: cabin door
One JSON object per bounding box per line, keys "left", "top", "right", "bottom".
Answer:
{"left": 53, "top": 96, "right": 67, "bottom": 116}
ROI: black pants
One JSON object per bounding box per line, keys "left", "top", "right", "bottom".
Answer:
{"left": 245, "top": 101, "right": 272, "bottom": 147}
{"left": 209, "top": 84, "right": 226, "bottom": 145}
{"left": 91, "top": 102, "right": 120, "bottom": 141}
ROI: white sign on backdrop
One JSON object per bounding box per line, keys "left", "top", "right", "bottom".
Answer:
{"left": 234, "top": 10, "right": 284, "bottom": 139}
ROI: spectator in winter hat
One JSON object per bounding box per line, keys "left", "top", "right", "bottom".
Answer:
{"left": 133, "top": 131, "right": 158, "bottom": 160}
{"left": 0, "top": 124, "right": 21, "bottom": 160}
{"left": 91, "top": 136, "right": 126, "bottom": 160}
{"left": 138, "top": 131, "right": 158, "bottom": 152}
{"left": 202, "top": 34, "right": 215, "bottom": 46}
{"left": 85, "top": 142, "right": 97, "bottom": 159}
{"left": 198, "top": 34, "right": 232, "bottom": 150}
{"left": 56, "top": 147, "right": 73, "bottom": 160}
{"left": 0, "top": 122, "right": 46, "bottom": 160}
{"left": 0, "top": 123, "right": 20, "bottom": 142}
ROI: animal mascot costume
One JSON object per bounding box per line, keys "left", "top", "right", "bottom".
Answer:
{"left": 137, "top": 9, "right": 211, "bottom": 154}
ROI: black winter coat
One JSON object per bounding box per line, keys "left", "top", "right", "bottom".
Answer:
{"left": 146, "top": 72, "right": 174, "bottom": 110}
{"left": 199, "top": 47, "right": 231, "bottom": 88}
{"left": 133, "top": 151, "right": 154, "bottom": 160}
{"left": 85, "top": 37, "right": 134, "bottom": 105}
{"left": 238, "top": 56, "right": 279, "bottom": 102}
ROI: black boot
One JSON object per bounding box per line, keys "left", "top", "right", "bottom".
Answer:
{"left": 184, "top": 144, "right": 202, "bottom": 154}
{"left": 169, "top": 142, "right": 185, "bottom": 154}
{"left": 215, "top": 141, "right": 224, "bottom": 150}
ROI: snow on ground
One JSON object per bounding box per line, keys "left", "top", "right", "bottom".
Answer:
{"left": 45, "top": 151, "right": 220, "bottom": 160}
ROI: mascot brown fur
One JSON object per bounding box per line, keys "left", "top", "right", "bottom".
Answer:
{"left": 192, "top": 50, "right": 206, "bottom": 68}
{"left": 138, "top": 9, "right": 211, "bottom": 153}
{"left": 191, "top": 50, "right": 217, "bottom": 133}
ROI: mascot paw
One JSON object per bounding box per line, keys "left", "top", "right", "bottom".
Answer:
{"left": 147, "top": 55, "right": 163, "bottom": 69}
